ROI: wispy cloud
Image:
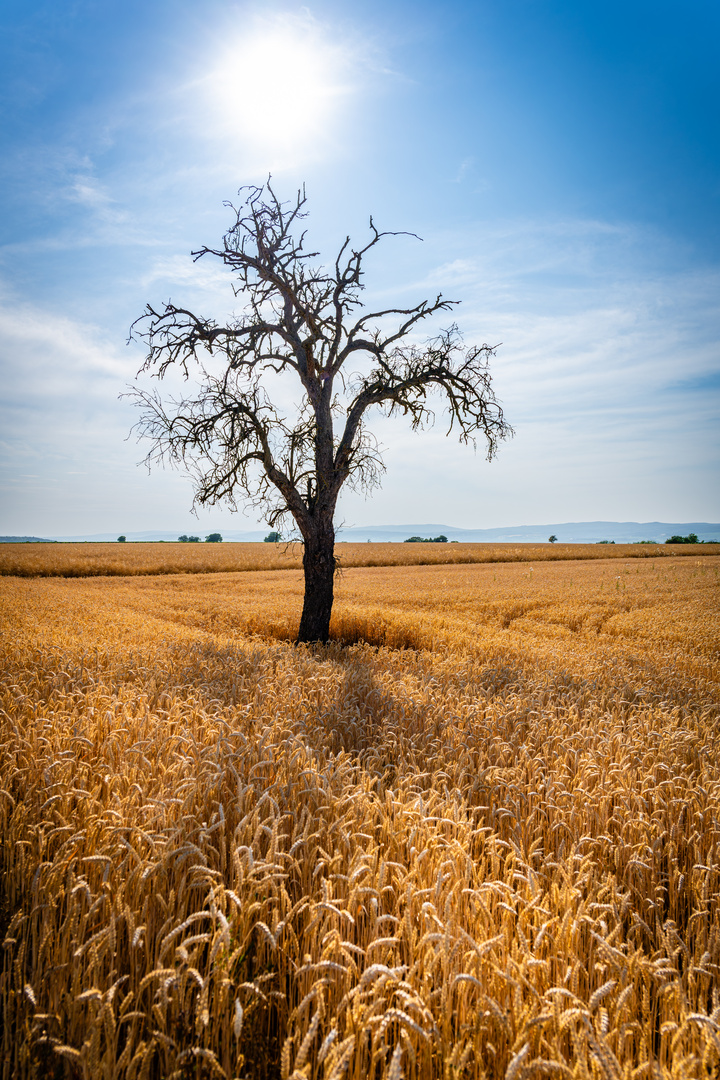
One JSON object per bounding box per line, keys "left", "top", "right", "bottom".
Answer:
{"left": 333, "top": 216, "right": 719, "bottom": 525}
{"left": 65, "top": 174, "right": 129, "bottom": 226}
{"left": 137, "top": 254, "right": 229, "bottom": 291}
{"left": 452, "top": 158, "right": 474, "bottom": 184}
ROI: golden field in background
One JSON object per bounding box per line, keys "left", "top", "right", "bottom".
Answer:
{"left": 1, "top": 556, "right": 719, "bottom": 1078}
{"left": 2, "top": 540, "right": 719, "bottom": 578}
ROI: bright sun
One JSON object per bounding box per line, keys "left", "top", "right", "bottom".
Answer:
{"left": 204, "top": 19, "right": 350, "bottom": 159}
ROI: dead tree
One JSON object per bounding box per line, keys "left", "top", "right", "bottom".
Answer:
{"left": 129, "top": 182, "right": 512, "bottom": 643}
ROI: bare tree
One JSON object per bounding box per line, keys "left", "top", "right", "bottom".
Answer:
{"left": 130, "top": 182, "right": 512, "bottom": 643}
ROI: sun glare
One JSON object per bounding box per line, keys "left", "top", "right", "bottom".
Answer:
{"left": 203, "top": 18, "right": 352, "bottom": 161}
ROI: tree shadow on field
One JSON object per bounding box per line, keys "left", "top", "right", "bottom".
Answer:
{"left": 296, "top": 643, "right": 521, "bottom": 762}
{"left": 298, "top": 641, "right": 402, "bottom": 769}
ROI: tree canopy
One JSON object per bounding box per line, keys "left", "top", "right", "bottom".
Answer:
{"left": 131, "top": 182, "right": 512, "bottom": 641}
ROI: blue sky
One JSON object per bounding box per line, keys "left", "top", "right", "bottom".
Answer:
{"left": 0, "top": 0, "right": 718, "bottom": 536}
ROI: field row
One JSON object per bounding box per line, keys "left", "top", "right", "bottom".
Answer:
{"left": 1, "top": 540, "right": 718, "bottom": 578}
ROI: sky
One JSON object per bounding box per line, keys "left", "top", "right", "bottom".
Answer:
{"left": 0, "top": 0, "right": 718, "bottom": 537}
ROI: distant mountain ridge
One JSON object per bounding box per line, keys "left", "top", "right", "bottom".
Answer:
{"left": 2, "top": 520, "right": 717, "bottom": 543}
{"left": 0, "top": 536, "right": 54, "bottom": 543}
{"left": 335, "top": 521, "right": 720, "bottom": 543}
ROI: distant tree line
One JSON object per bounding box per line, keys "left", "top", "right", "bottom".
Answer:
{"left": 404, "top": 535, "right": 448, "bottom": 543}
{"left": 116, "top": 534, "right": 224, "bottom": 542}
{"left": 590, "top": 535, "right": 717, "bottom": 546}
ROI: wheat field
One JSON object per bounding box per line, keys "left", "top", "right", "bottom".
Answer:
{"left": 2, "top": 541, "right": 718, "bottom": 579}
{"left": 1, "top": 555, "right": 719, "bottom": 1078}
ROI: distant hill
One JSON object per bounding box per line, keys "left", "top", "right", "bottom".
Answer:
{"left": 334, "top": 521, "right": 720, "bottom": 544}
{"left": 29, "top": 520, "right": 720, "bottom": 543}
{"left": 0, "top": 536, "right": 54, "bottom": 543}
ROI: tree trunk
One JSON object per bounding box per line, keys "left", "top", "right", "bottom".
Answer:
{"left": 297, "top": 519, "right": 336, "bottom": 643}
